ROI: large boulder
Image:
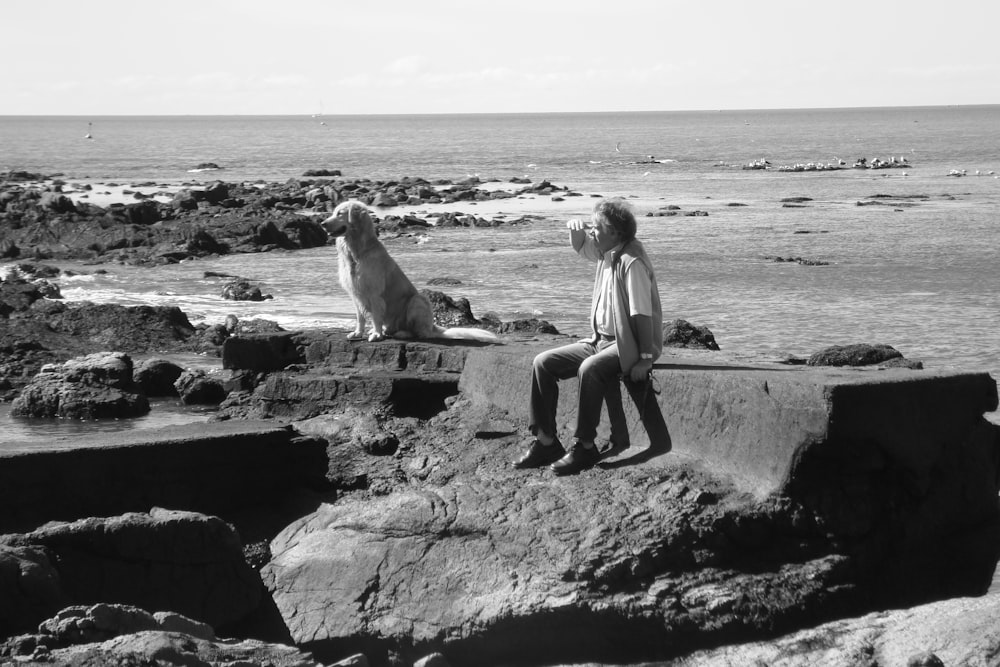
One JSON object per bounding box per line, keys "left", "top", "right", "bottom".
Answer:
{"left": 663, "top": 318, "right": 720, "bottom": 350}
{"left": 185, "top": 228, "right": 227, "bottom": 256}
{"left": 133, "top": 357, "right": 184, "bottom": 396}
{"left": 422, "top": 289, "right": 480, "bottom": 328}
{"left": 0, "top": 509, "right": 262, "bottom": 634}
{"left": 204, "top": 180, "right": 229, "bottom": 204}
{"left": 10, "top": 351, "right": 150, "bottom": 419}
{"left": 0, "top": 544, "right": 68, "bottom": 637}
{"left": 0, "top": 303, "right": 198, "bottom": 398}
{"left": 258, "top": 339, "right": 1000, "bottom": 665}
{"left": 39, "top": 191, "right": 76, "bottom": 214}
{"left": 122, "top": 199, "right": 162, "bottom": 225}
{"left": 807, "top": 343, "right": 904, "bottom": 367}
{"left": 279, "top": 216, "right": 328, "bottom": 249}
{"left": 43, "top": 303, "right": 197, "bottom": 351}
{"left": 171, "top": 189, "right": 204, "bottom": 210}
{"left": 175, "top": 368, "right": 228, "bottom": 405}
{"left": 262, "top": 396, "right": 860, "bottom": 665}
{"left": 222, "top": 278, "right": 271, "bottom": 301}
{"left": 0, "top": 275, "right": 44, "bottom": 316}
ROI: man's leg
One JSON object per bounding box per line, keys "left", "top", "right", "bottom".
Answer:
{"left": 516, "top": 341, "right": 594, "bottom": 469}
{"left": 552, "top": 342, "right": 620, "bottom": 476}
{"left": 603, "top": 380, "right": 631, "bottom": 454}
{"left": 574, "top": 342, "right": 622, "bottom": 444}
{"left": 528, "top": 341, "right": 594, "bottom": 441}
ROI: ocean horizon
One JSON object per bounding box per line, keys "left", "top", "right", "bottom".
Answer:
{"left": 4, "top": 102, "right": 997, "bottom": 115}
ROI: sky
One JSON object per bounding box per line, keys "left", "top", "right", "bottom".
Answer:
{"left": 3, "top": 0, "right": 998, "bottom": 115}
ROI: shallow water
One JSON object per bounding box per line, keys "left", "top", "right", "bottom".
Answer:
{"left": 0, "top": 398, "right": 214, "bottom": 449}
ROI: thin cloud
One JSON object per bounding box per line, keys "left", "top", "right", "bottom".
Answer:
{"left": 384, "top": 56, "right": 425, "bottom": 75}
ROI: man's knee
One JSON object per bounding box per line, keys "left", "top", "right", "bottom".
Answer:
{"left": 579, "top": 353, "right": 618, "bottom": 381}
{"left": 532, "top": 351, "right": 552, "bottom": 375}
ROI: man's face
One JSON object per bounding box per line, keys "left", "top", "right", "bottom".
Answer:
{"left": 590, "top": 217, "right": 621, "bottom": 253}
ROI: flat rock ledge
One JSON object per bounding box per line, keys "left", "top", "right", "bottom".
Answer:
{"left": 225, "top": 331, "right": 1000, "bottom": 665}
{"left": 3, "top": 331, "right": 999, "bottom": 666}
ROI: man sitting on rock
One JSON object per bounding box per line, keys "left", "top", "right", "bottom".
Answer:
{"left": 514, "top": 197, "right": 663, "bottom": 475}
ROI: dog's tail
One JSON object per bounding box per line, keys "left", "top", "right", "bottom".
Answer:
{"left": 433, "top": 326, "right": 501, "bottom": 344}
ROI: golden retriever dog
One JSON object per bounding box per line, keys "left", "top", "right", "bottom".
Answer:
{"left": 321, "top": 201, "right": 499, "bottom": 343}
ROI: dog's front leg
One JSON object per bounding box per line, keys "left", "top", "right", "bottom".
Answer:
{"left": 367, "top": 295, "right": 388, "bottom": 341}
{"left": 348, "top": 303, "right": 367, "bottom": 341}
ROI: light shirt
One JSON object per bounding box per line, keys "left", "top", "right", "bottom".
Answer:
{"left": 594, "top": 244, "right": 653, "bottom": 337}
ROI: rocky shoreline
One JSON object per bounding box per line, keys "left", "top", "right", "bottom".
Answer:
{"left": 3, "top": 173, "right": 1000, "bottom": 666}
{"left": 0, "top": 170, "right": 571, "bottom": 267}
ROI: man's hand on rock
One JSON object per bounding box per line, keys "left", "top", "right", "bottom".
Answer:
{"left": 629, "top": 359, "right": 653, "bottom": 383}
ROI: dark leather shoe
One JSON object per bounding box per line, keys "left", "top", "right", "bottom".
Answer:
{"left": 600, "top": 437, "right": 631, "bottom": 458}
{"left": 551, "top": 441, "right": 600, "bottom": 475}
{"left": 513, "top": 438, "right": 565, "bottom": 469}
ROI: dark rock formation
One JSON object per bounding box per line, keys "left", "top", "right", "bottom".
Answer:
{"left": 422, "top": 289, "right": 481, "bottom": 328}
{"left": 10, "top": 351, "right": 150, "bottom": 419}
{"left": 0, "top": 543, "right": 66, "bottom": 639}
{"left": 663, "top": 318, "right": 720, "bottom": 350}
{"left": 480, "top": 314, "right": 559, "bottom": 335}
{"left": 0, "top": 275, "right": 204, "bottom": 396}
{"left": 0, "top": 274, "right": 43, "bottom": 316}
{"left": 134, "top": 357, "right": 184, "bottom": 396}
{"left": 8, "top": 262, "right": 61, "bottom": 279}
{"left": 0, "top": 509, "right": 260, "bottom": 637}
{"left": 0, "top": 176, "right": 551, "bottom": 264}
{"left": 175, "top": 368, "right": 228, "bottom": 405}
{"left": 222, "top": 278, "right": 272, "bottom": 301}
{"left": 807, "top": 343, "right": 921, "bottom": 368}
{"left": 765, "top": 255, "right": 831, "bottom": 266}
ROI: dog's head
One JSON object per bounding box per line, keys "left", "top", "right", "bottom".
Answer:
{"left": 321, "top": 201, "right": 375, "bottom": 242}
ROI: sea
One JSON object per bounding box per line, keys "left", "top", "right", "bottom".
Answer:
{"left": 1, "top": 106, "right": 999, "bottom": 440}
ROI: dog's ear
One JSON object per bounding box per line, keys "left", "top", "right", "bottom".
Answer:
{"left": 349, "top": 203, "right": 372, "bottom": 228}
{"left": 348, "top": 203, "right": 362, "bottom": 226}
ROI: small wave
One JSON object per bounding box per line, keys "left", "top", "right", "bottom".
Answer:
{"left": 60, "top": 287, "right": 130, "bottom": 301}
{"left": 60, "top": 273, "right": 98, "bottom": 283}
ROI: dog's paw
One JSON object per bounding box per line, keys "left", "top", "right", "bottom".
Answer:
{"left": 347, "top": 330, "right": 366, "bottom": 341}
{"left": 367, "top": 331, "right": 386, "bottom": 342}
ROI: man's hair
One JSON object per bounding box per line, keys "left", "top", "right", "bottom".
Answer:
{"left": 593, "top": 197, "right": 637, "bottom": 242}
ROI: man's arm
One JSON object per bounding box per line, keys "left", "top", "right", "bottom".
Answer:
{"left": 566, "top": 219, "right": 601, "bottom": 260}
{"left": 567, "top": 218, "right": 588, "bottom": 252}
{"left": 629, "top": 313, "right": 655, "bottom": 382}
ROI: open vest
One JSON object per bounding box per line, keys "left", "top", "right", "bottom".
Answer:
{"left": 584, "top": 238, "right": 663, "bottom": 373}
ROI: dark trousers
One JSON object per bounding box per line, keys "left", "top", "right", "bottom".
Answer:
{"left": 529, "top": 339, "right": 625, "bottom": 444}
